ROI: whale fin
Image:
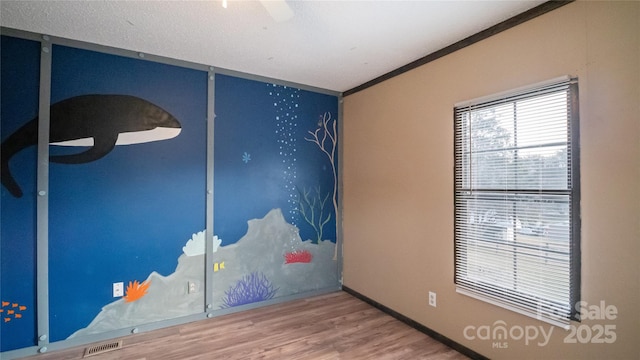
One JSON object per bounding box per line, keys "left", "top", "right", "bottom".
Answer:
{"left": 50, "top": 132, "right": 118, "bottom": 164}
{"left": 1, "top": 118, "right": 38, "bottom": 198}
{"left": 1, "top": 158, "right": 24, "bottom": 198}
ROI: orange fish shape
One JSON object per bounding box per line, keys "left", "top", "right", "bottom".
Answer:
{"left": 4, "top": 318, "right": 10, "bottom": 323}
{"left": 19, "top": 306, "right": 26, "bottom": 311}
{"left": 7, "top": 310, "right": 14, "bottom": 315}
{"left": 11, "top": 303, "right": 18, "bottom": 308}
{"left": 0, "top": 309, "right": 3, "bottom": 313}
{"left": 1, "top": 301, "right": 8, "bottom": 307}
{"left": 15, "top": 314, "right": 22, "bottom": 319}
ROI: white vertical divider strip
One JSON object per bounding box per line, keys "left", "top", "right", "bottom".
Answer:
{"left": 336, "top": 96, "right": 344, "bottom": 284}
{"left": 37, "top": 36, "right": 52, "bottom": 352}
{"left": 205, "top": 69, "right": 215, "bottom": 314}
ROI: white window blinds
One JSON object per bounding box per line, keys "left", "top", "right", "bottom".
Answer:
{"left": 454, "top": 77, "right": 580, "bottom": 326}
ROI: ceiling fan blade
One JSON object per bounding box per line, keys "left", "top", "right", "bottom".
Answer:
{"left": 259, "top": 0, "right": 294, "bottom": 22}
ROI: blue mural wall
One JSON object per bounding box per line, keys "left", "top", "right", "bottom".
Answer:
{"left": 0, "top": 34, "right": 339, "bottom": 354}
{"left": 0, "top": 35, "right": 40, "bottom": 352}
{"left": 209, "top": 75, "right": 339, "bottom": 310}
{"left": 47, "top": 45, "right": 208, "bottom": 342}
{"left": 214, "top": 75, "right": 338, "bottom": 245}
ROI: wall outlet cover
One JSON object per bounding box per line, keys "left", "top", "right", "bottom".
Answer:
{"left": 113, "top": 282, "right": 124, "bottom": 297}
{"left": 188, "top": 281, "right": 197, "bottom": 294}
{"left": 428, "top": 291, "right": 436, "bottom": 307}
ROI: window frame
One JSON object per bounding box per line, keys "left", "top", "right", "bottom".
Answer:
{"left": 453, "top": 77, "right": 581, "bottom": 327}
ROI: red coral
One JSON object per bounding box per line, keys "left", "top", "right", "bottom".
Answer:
{"left": 284, "top": 250, "right": 313, "bottom": 264}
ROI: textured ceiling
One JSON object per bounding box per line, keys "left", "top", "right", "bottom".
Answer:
{"left": 0, "top": 0, "right": 546, "bottom": 92}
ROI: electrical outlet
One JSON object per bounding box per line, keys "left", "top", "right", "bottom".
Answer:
{"left": 188, "top": 281, "right": 197, "bottom": 294}
{"left": 428, "top": 291, "right": 436, "bottom": 307}
{"left": 113, "top": 282, "right": 124, "bottom": 297}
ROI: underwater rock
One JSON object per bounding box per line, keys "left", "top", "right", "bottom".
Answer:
{"left": 70, "top": 208, "right": 337, "bottom": 337}
{"left": 210, "top": 208, "right": 338, "bottom": 308}
{"left": 70, "top": 252, "right": 205, "bottom": 337}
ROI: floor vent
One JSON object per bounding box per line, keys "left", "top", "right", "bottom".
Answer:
{"left": 83, "top": 340, "right": 123, "bottom": 357}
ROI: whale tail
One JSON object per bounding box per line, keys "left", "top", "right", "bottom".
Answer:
{"left": 1, "top": 118, "right": 38, "bottom": 198}
{"left": 1, "top": 145, "right": 25, "bottom": 198}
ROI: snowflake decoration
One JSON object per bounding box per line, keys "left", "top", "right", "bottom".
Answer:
{"left": 242, "top": 152, "right": 251, "bottom": 164}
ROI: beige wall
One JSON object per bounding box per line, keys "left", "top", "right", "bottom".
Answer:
{"left": 342, "top": 1, "right": 639, "bottom": 359}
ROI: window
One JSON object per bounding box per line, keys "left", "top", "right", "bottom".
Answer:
{"left": 454, "top": 77, "right": 580, "bottom": 326}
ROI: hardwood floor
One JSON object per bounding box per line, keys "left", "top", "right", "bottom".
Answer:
{"left": 21, "top": 291, "right": 470, "bottom": 360}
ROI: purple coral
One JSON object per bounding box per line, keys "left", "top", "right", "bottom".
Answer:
{"left": 221, "top": 272, "right": 278, "bottom": 308}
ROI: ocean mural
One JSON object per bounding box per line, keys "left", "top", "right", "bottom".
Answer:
{"left": 46, "top": 44, "right": 208, "bottom": 342}
{"left": 206, "top": 208, "right": 338, "bottom": 308}
{"left": 214, "top": 75, "right": 339, "bottom": 247}
{"left": 1, "top": 34, "right": 338, "bottom": 354}
{"left": 70, "top": 209, "right": 337, "bottom": 337}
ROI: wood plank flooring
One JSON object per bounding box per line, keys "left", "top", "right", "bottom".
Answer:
{"left": 21, "top": 291, "right": 469, "bottom": 360}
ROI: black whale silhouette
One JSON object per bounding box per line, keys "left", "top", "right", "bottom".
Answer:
{"left": 1, "top": 94, "right": 181, "bottom": 198}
